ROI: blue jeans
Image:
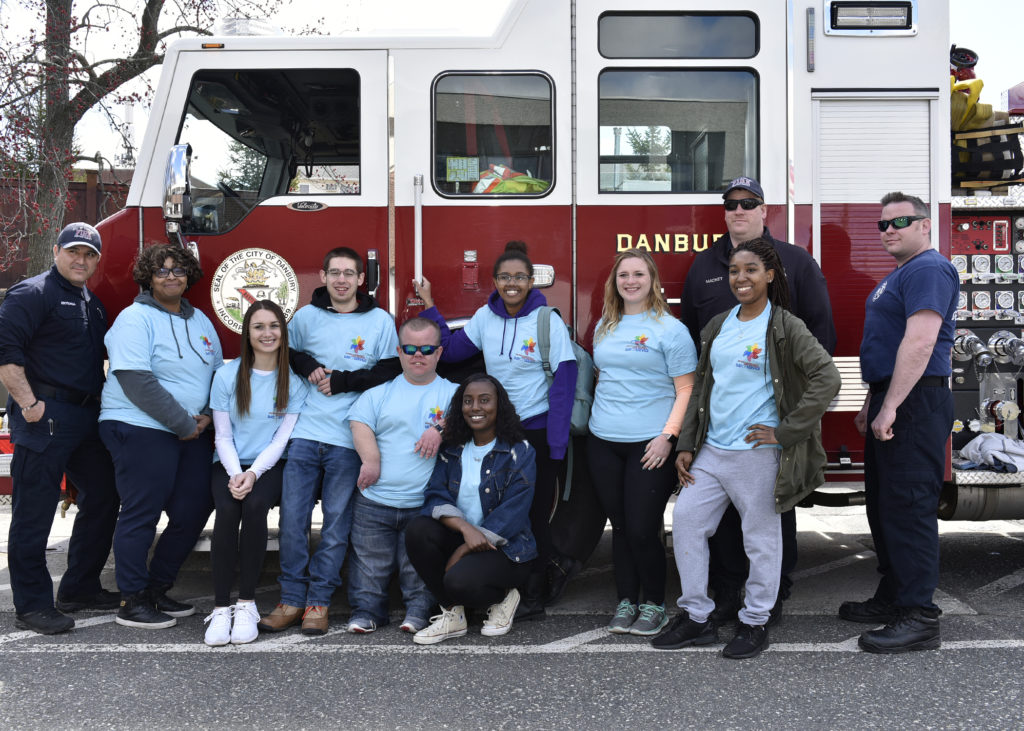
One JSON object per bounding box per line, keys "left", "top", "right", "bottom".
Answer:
{"left": 278, "top": 438, "right": 360, "bottom": 607}
{"left": 348, "top": 492, "right": 434, "bottom": 626}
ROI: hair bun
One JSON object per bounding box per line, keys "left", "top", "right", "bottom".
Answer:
{"left": 504, "top": 240, "right": 528, "bottom": 255}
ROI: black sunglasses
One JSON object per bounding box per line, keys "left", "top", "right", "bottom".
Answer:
{"left": 400, "top": 344, "right": 440, "bottom": 356}
{"left": 724, "top": 198, "right": 763, "bottom": 211}
{"left": 877, "top": 215, "right": 925, "bottom": 232}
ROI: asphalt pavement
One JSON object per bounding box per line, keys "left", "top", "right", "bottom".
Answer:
{"left": 1, "top": 496, "right": 1023, "bottom": 729}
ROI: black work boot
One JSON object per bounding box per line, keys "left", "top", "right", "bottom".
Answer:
{"left": 858, "top": 608, "right": 940, "bottom": 654}
{"left": 147, "top": 584, "right": 195, "bottom": 618}
{"left": 514, "top": 572, "right": 548, "bottom": 622}
{"left": 838, "top": 596, "right": 898, "bottom": 624}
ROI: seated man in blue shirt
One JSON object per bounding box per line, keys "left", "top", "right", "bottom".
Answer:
{"left": 346, "top": 317, "right": 459, "bottom": 633}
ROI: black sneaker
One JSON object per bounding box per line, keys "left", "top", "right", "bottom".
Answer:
{"left": 858, "top": 609, "right": 940, "bottom": 654}
{"left": 723, "top": 623, "right": 769, "bottom": 659}
{"left": 709, "top": 589, "right": 742, "bottom": 624}
{"left": 56, "top": 589, "right": 122, "bottom": 613}
{"left": 14, "top": 608, "right": 74, "bottom": 635}
{"left": 545, "top": 555, "right": 582, "bottom": 607}
{"left": 838, "top": 596, "right": 898, "bottom": 624}
{"left": 651, "top": 611, "right": 718, "bottom": 650}
{"left": 148, "top": 586, "right": 195, "bottom": 618}
{"left": 116, "top": 593, "right": 177, "bottom": 629}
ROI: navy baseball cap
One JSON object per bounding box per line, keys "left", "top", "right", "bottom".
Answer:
{"left": 56, "top": 222, "right": 102, "bottom": 254}
{"left": 722, "top": 176, "right": 764, "bottom": 200}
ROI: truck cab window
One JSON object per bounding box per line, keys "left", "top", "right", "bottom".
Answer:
{"left": 433, "top": 73, "right": 554, "bottom": 197}
{"left": 176, "top": 68, "right": 361, "bottom": 234}
{"left": 598, "top": 69, "right": 758, "bottom": 193}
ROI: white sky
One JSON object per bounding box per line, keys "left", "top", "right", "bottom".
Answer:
{"left": 64, "top": 0, "right": 1024, "bottom": 169}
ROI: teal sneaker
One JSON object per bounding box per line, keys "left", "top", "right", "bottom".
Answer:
{"left": 608, "top": 599, "right": 638, "bottom": 634}
{"left": 630, "top": 603, "right": 669, "bottom": 636}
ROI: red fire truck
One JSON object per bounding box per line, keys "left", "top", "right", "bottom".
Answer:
{"left": 58, "top": 0, "right": 1024, "bottom": 551}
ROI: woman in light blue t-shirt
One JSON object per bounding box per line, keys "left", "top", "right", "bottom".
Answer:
{"left": 588, "top": 250, "right": 697, "bottom": 638}
{"left": 203, "top": 300, "right": 307, "bottom": 647}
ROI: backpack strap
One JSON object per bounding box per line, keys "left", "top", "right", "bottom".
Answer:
{"left": 537, "top": 305, "right": 558, "bottom": 384}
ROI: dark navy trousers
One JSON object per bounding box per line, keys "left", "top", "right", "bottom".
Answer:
{"left": 8, "top": 401, "right": 119, "bottom": 613}
{"left": 864, "top": 384, "right": 952, "bottom": 610}
{"left": 99, "top": 421, "right": 213, "bottom": 595}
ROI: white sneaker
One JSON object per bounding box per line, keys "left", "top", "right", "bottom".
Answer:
{"left": 231, "top": 601, "right": 260, "bottom": 645}
{"left": 481, "top": 588, "right": 521, "bottom": 637}
{"left": 412, "top": 605, "right": 467, "bottom": 645}
{"left": 203, "top": 606, "right": 233, "bottom": 647}
{"left": 346, "top": 617, "right": 377, "bottom": 634}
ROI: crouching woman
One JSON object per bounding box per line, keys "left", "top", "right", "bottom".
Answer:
{"left": 405, "top": 374, "right": 537, "bottom": 645}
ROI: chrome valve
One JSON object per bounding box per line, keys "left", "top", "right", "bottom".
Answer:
{"left": 988, "top": 331, "right": 1024, "bottom": 365}
{"left": 953, "top": 329, "right": 994, "bottom": 367}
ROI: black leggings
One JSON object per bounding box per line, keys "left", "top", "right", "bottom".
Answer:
{"left": 587, "top": 434, "right": 676, "bottom": 606}
{"left": 524, "top": 427, "right": 564, "bottom": 572}
{"left": 405, "top": 515, "right": 532, "bottom": 609}
{"left": 210, "top": 461, "right": 284, "bottom": 607}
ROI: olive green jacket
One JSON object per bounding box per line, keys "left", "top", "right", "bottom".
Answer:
{"left": 677, "top": 306, "right": 841, "bottom": 513}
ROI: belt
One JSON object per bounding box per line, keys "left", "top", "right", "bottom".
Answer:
{"left": 33, "top": 383, "right": 101, "bottom": 407}
{"left": 868, "top": 375, "right": 947, "bottom": 395}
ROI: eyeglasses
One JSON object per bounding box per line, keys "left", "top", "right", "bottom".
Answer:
{"left": 877, "top": 215, "right": 926, "bottom": 232}
{"left": 724, "top": 198, "right": 763, "bottom": 211}
{"left": 400, "top": 344, "right": 440, "bottom": 356}
{"left": 153, "top": 267, "right": 186, "bottom": 279}
{"left": 496, "top": 274, "right": 531, "bottom": 284}
{"left": 325, "top": 268, "right": 359, "bottom": 279}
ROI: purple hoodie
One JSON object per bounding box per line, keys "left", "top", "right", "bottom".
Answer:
{"left": 420, "top": 288, "right": 578, "bottom": 460}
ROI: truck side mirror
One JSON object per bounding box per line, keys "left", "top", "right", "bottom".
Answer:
{"left": 366, "top": 249, "right": 380, "bottom": 298}
{"left": 163, "top": 144, "right": 193, "bottom": 224}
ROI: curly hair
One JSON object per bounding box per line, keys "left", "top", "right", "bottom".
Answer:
{"left": 730, "top": 238, "right": 791, "bottom": 312}
{"left": 236, "top": 300, "right": 291, "bottom": 417}
{"left": 595, "top": 250, "right": 672, "bottom": 342}
{"left": 442, "top": 373, "right": 525, "bottom": 446}
{"left": 132, "top": 243, "right": 203, "bottom": 290}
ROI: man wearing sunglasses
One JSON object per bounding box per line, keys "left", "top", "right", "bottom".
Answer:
{"left": 346, "top": 317, "right": 458, "bottom": 634}
{"left": 841, "top": 192, "right": 957, "bottom": 654}
{"left": 679, "top": 176, "right": 836, "bottom": 628}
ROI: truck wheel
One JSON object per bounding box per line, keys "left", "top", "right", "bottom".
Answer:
{"left": 549, "top": 435, "right": 606, "bottom": 563}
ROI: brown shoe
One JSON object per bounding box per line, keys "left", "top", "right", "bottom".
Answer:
{"left": 258, "top": 603, "right": 303, "bottom": 633}
{"left": 301, "top": 605, "right": 329, "bottom": 636}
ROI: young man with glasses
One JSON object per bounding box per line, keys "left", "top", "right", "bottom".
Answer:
{"left": 0, "top": 223, "right": 121, "bottom": 634}
{"left": 678, "top": 176, "right": 836, "bottom": 628}
{"left": 345, "top": 317, "right": 458, "bottom": 634}
{"left": 840, "top": 192, "right": 957, "bottom": 654}
{"left": 260, "top": 246, "right": 399, "bottom": 636}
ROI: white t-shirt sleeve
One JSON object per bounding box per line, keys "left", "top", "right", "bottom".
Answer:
{"left": 348, "top": 387, "right": 380, "bottom": 431}
{"left": 213, "top": 409, "right": 243, "bottom": 477}
{"left": 106, "top": 307, "right": 155, "bottom": 371}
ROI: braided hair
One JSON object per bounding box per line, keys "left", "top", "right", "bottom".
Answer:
{"left": 730, "top": 238, "right": 791, "bottom": 312}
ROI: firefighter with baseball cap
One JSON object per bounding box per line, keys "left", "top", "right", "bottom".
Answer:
{"left": 0, "top": 222, "right": 120, "bottom": 634}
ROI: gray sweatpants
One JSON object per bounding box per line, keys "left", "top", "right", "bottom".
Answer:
{"left": 672, "top": 443, "right": 781, "bottom": 626}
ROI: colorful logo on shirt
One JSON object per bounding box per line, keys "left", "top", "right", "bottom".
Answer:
{"left": 736, "top": 342, "right": 764, "bottom": 371}
{"left": 626, "top": 334, "right": 650, "bottom": 352}
{"left": 521, "top": 338, "right": 536, "bottom": 356}
{"left": 428, "top": 406, "right": 443, "bottom": 423}
{"left": 199, "top": 335, "right": 216, "bottom": 356}
{"left": 345, "top": 335, "right": 369, "bottom": 362}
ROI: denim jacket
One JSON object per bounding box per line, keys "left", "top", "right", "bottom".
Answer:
{"left": 422, "top": 438, "right": 538, "bottom": 563}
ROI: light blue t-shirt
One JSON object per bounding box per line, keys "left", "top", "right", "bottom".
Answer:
{"left": 463, "top": 306, "right": 575, "bottom": 420}
{"left": 457, "top": 439, "right": 494, "bottom": 526}
{"left": 288, "top": 303, "right": 398, "bottom": 448}
{"left": 209, "top": 360, "right": 309, "bottom": 463}
{"left": 589, "top": 311, "right": 697, "bottom": 442}
{"left": 707, "top": 304, "right": 780, "bottom": 450}
{"left": 100, "top": 301, "right": 223, "bottom": 433}
{"left": 349, "top": 375, "right": 458, "bottom": 508}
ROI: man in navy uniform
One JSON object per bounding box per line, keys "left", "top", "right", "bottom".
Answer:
{"left": 0, "top": 223, "right": 120, "bottom": 634}
{"left": 840, "top": 192, "right": 957, "bottom": 653}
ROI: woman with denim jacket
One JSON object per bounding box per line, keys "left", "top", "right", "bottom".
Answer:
{"left": 653, "top": 238, "right": 840, "bottom": 660}
{"left": 406, "top": 374, "right": 537, "bottom": 645}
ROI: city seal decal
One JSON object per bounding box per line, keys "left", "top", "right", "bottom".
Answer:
{"left": 210, "top": 248, "right": 300, "bottom": 333}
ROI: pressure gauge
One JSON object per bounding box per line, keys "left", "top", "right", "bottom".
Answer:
{"left": 973, "top": 291, "right": 991, "bottom": 309}
{"left": 1015, "top": 216, "right": 1024, "bottom": 230}
{"left": 1017, "top": 240, "right": 1024, "bottom": 254}
{"left": 951, "top": 255, "right": 968, "bottom": 273}
{"left": 972, "top": 255, "right": 991, "bottom": 273}
{"left": 996, "top": 254, "right": 1014, "bottom": 273}
{"left": 958, "top": 292, "right": 969, "bottom": 310}
{"left": 997, "top": 291, "right": 1015, "bottom": 309}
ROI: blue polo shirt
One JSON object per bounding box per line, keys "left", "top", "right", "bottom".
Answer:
{"left": 860, "top": 249, "right": 958, "bottom": 384}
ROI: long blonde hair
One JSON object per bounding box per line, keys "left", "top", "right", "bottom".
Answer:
{"left": 594, "top": 250, "right": 672, "bottom": 342}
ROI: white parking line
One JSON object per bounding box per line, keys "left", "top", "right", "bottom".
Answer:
{"left": 790, "top": 551, "right": 875, "bottom": 580}
{"left": 969, "top": 566, "right": 1024, "bottom": 600}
